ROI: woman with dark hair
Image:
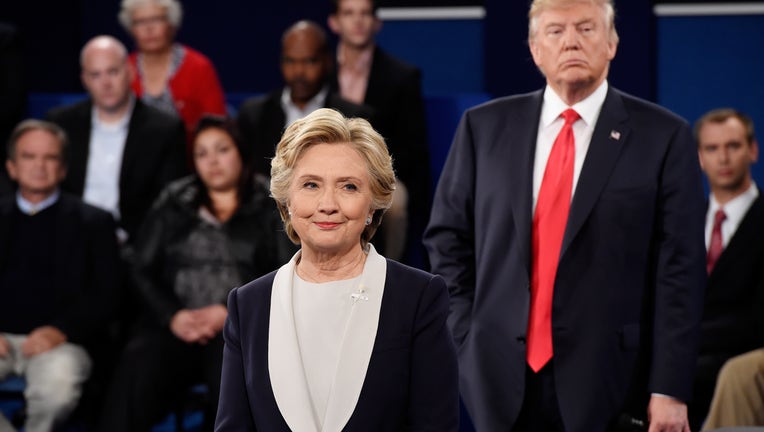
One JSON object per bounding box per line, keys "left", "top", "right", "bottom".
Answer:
{"left": 98, "top": 116, "right": 294, "bottom": 432}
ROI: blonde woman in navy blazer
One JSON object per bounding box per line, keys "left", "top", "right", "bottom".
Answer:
{"left": 214, "top": 108, "right": 458, "bottom": 432}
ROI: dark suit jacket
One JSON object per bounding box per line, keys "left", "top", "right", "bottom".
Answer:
{"left": 215, "top": 259, "right": 459, "bottom": 431}
{"left": 0, "top": 193, "right": 120, "bottom": 348}
{"left": 237, "top": 88, "right": 373, "bottom": 176}
{"left": 331, "top": 46, "right": 430, "bottom": 208}
{"left": 424, "top": 87, "right": 707, "bottom": 431}
{"left": 46, "top": 98, "right": 187, "bottom": 241}
{"left": 690, "top": 194, "right": 764, "bottom": 428}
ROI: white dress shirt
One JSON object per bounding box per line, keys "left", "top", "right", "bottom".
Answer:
{"left": 533, "top": 80, "right": 609, "bottom": 212}
{"left": 281, "top": 86, "right": 330, "bottom": 128}
{"left": 705, "top": 183, "right": 759, "bottom": 249}
{"left": 83, "top": 101, "right": 133, "bottom": 219}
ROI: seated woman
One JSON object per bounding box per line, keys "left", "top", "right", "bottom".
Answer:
{"left": 118, "top": 0, "right": 227, "bottom": 147}
{"left": 215, "top": 108, "right": 459, "bottom": 431}
{"left": 97, "top": 116, "right": 294, "bottom": 432}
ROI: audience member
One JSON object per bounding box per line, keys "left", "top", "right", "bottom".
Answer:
{"left": 215, "top": 108, "right": 458, "bottom": 431}
{"left": 237, "top": 19, "right": 372, "bottom": 177}
{"left": 97, "top": 115, "right": 294, "bottom": 432}
{"left": 424, "top": 0, "right": 706, "bottom": 430}
{"left": 0, "top": 22, "right": 26, "bottom": 196}
{"left": 0, "top": 120, "right": 120, "bottom": 432}
{"left": 119, "top": 0, "right": 227, "bottom": 145}
{"left": 702, "top": 348, "right": 764, "bottom": 430}
{"left": 688, "top": 108, "right": 764, "bottom": 430}
{"left": 328, "top": 0, "right": 431, "bottom": 263}
{"left": 46, "top": 35, "right": 186, "bottom": 244}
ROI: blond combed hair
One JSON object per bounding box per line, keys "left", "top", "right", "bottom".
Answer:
{"left": 270, "top": 108, "right": 396, "bottom": 249}
{"left": 528, "top": 0, "right": 619, "bottom": 45}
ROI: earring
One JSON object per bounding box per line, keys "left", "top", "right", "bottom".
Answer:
{"left": 365, "top": 216, "right": 372, "bottom": 226}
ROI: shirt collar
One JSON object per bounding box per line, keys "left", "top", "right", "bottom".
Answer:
{"left": 91, "top": 95, "right": 134, "bottom": 130}
{"left": 709, "top": 182, "right": 759, "bottom": 218}
{"left": 16, "top": 189, "right": 60, "bottom": 215}
{"left": 336, "top": 43, "right": 374, "bottom": 72}
{"left": 541, "top": 80, "right": 609, "bottom": 128}
{"left": 281, "top": 86, "right": 329, "bottom": 114}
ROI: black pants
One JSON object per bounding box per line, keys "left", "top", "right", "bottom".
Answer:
{"left": 511, "top": 362, "right": 566, "bottom": 432}
{"left": 96, "top": 329, "right": 224, "bottom": 432}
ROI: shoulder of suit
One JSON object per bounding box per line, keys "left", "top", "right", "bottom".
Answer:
{"left": 464, "top": 90, "right": 542, "bottom": 119}
{"left": 374, "top": 46, "right": 420, "bottom": 77}
{"left": 239, "top": 91, "right": 278, "bottom": 114}
{"left": 58, "top": 193, "right": 115, "bottom": 224}
{"left": 46, "top": 98, "right": 91, "bottom": 122}
{"left": 608, "top": 87, "right": 688, "bottom": 126}
{"left": 132, "top": 99, "right": 184, "bottom": 128}
{"left": 235, "top": 269, "right": 279, "bottom": 301}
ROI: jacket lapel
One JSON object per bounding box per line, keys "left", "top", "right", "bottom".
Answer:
{"left": 510, "top": 91, "right": 544, "bottom": 275}
{"left": 322, "top": 245, "right": 386, "bottom": 432}
{"left": 119, "top": 101, "right": 142, "bottom": 193}
{"left": 268, "top": 246, "right": 386, "bottom": 432}
{"left": 560, "top": 88, "right": 630, "bottom": 257}
{"left": 269, "top": 251, "right": 319, "bottom": 432}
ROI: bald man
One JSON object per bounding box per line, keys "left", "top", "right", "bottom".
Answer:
{"left": 46, "top": 35, "right": 186, "bottom": 243}
{"left": 238, "top": 20, "right": 373, "bottom": 177}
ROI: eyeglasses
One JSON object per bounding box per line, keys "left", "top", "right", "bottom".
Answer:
{"left": 131, "top": 15, "right": 168, "bottom": 27}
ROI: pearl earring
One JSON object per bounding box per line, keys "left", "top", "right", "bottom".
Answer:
{"left": 365, "top": 216, "right": 372, "bottom": 226}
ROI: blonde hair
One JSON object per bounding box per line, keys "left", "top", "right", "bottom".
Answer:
{"left": 118, "top": 0, "right": 183, "bottom": 30}
{"left": 528, "top": 0, "right": 619, "bottom": 45}
{"left": 270, "top": 108, "right": 396, "bottom": 249}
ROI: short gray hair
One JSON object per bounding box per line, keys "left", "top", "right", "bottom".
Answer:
{"left": 118, "top": 0, "right": 183, "bottom": 30}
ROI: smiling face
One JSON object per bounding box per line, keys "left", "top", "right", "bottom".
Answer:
{"left": 529, "top": 1, "right": 617, "bottom": 102}
{"left": 287, "top": 142, "right": 374, "bottom": 258}
{"left": 193, "top": 127, "right": 243, "bottom": 193}
{"left": 698, "top": 116, "right": 758, "bottom": 199}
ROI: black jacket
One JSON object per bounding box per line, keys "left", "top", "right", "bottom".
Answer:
{"left": 131, "top": 174, "right": 295, "bottom": 328}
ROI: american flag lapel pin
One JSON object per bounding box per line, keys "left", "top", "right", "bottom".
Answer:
{"left": 610, "top": 130, "right": 621, "bottom": 140}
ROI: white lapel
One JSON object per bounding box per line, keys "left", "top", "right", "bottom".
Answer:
{"left": 268, "top": 245, "right": 387, "bottom": 432}
{"left": 269, "top": 250, "right": 320, "bottom": 432}
{"left": 321, "top": 244, "right": 386, "bottom": 432}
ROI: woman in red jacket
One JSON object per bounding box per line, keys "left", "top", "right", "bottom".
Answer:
{"left": 118, "top": 0, "right": 227, "bottom": 149}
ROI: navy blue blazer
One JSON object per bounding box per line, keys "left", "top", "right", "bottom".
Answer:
{"left": 424, "top": 87, "right": 707, "bottom": 431}
{"left": 214, "top": 258, "right": 459, "bottom": 431}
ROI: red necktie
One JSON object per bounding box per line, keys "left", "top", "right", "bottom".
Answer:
{"left": 527, "top": 108, "right": 579, "bottom": 372}
{"left": 706, "top": 208, "right": 726, "bottom": 274}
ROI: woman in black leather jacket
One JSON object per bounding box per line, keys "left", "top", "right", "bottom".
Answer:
{"left": 98, "top": 115, "right": 294, "bottom": 432}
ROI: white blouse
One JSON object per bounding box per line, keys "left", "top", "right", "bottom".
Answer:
{"left": 293, "top": 273, "right": 363, "bottom": 428}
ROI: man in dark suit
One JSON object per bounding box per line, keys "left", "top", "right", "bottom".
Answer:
{"left": 0, "top": 119, "right": 120, "bottom": 432}
{"left": 688, "top": 108, "right": 764, "bottom": 430}
{"left": 424, "top": 1, "right": 706, "bottom": 431}
{"left": 46, "top": 35, "right": 186, "bottom": 243}
{"left": 328, "top": 0, "right": 431, "bottom": 263}
{"left": 238, "top": 20, "right": 372, "bottom": 177}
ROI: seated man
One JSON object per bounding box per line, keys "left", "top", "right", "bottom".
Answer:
{"left": 46, "top": 35, "right": 187, "bottom": 244}
{"left": 702, "top": 348, "right": 764, "bottom": 430}
{"left": 237, "top": 19, "right": 372, "bottom": 177}
{"left": 0, "top": 120, "right": 120, "bottom": 431}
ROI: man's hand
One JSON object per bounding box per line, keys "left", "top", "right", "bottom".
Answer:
{"left": 648, "top": 395, "right": 690, "bottom": 432}
{"left": 21, "top": 326, "right": 67, "bottom": 357}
